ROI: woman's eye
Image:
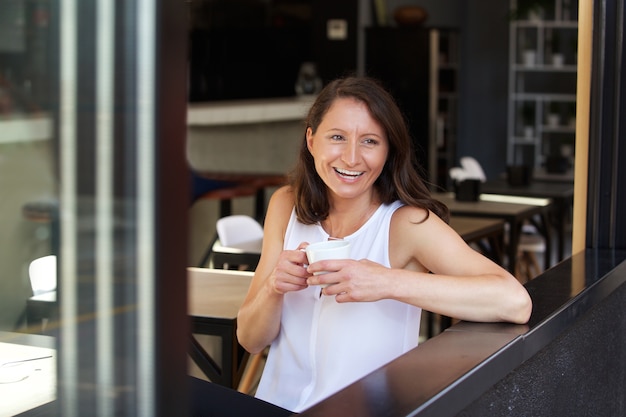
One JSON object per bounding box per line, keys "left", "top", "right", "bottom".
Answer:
{"left": 363, "top": 138, "right": 378, "bottom": 145}
{"left": 331, "top": 135, "right": 344, "bottom": 141}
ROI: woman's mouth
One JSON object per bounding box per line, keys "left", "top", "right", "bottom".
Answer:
{"left": 334, "top": 167, "right": 364, "bottom": 179}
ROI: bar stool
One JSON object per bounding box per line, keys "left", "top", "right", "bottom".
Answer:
{"left": 515, "top": 224, "right": 546, "bottom": 283}
{"left": 516, "top": 234, "right": 546, "bottom": 283}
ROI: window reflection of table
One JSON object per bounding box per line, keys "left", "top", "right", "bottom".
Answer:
{"left": 187, "top": 267, "right": 253, "bottom": 389}
{"left": 436, "top": 193, "right": 553, "bottom": 274}
{"left": 23, "top": 268, "right": 254, "bottom": 391}
{"left": 481, "top": 179, "right": 574, "bottom": 262}
{"left": 0, "top": 331, "right": 56, "bottom": 416}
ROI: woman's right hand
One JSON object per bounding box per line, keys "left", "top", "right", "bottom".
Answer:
{"left": 237, "top": 186, "right": 307, "bottom": 353}
{"left": 268, "top": 243, "right": 312, "bottom": 294}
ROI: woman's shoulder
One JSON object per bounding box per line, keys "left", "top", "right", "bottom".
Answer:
{"left": 266, "top": 185, "right": 296, "bottom": 219}
{"left": 392, "top": 204, "right": 431, "bottom": 224}
{"left": 391, "top": 204, "right": 451, "bottom": 238}
{"left": 269, "top": 185, "right": 294, "bottom": 207}
{"left": 262, "top": 186, "right": 296, "bottom": 243}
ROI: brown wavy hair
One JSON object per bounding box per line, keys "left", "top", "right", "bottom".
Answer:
{"left": 289, "top": 76, "right": 449, "bottom": 224}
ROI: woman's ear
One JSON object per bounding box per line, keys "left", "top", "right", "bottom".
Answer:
{"left": 305, "top": 127, "right": 314, "bottom": 152}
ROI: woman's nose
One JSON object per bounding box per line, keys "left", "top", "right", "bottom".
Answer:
{"left": 341, "top": 141, "right": 358, "bottom": 166}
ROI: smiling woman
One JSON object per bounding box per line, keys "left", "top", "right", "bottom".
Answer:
{"left": 223, "top": 76, "right": 532, "bottom": 413}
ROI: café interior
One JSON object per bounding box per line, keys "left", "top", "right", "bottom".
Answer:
{"left": 0, "top": 0, "right": 624, "bottom": 415}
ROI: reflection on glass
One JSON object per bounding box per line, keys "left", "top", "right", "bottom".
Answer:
{"left": 1, "top": 0, "right": 165, "bottom": 415}
{"left": 0, "top": 1, "right": 51, "bottom": 118}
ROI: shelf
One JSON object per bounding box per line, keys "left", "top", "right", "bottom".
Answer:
{"left": 513, "top": 20, "right": 578, "bottom": 29}
{"left": 513, "top": 64, "right": 577, "bottom": 72}
{"left": 512, "top": 136, "right": 539, "bottom": 144}
{"left": 511, "top": 93, "right": 576, "bottom": 101}
{"left": 507, "top": 0, "right": 578, "bottom": 168}
{"left": 542, "top": 126, "right": 576, "bottom": 133}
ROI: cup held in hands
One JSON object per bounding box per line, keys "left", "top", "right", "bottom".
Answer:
{"left": 305, "top": 240, "right": 351, "bottom": 285}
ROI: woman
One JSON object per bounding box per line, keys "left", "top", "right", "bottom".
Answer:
{"left": 236, "top": 76, "right": 532, "bottom": 412}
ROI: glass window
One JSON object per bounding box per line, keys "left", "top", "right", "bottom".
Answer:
{"left": 1, "top": 1, "right": 189, "bottom": 415}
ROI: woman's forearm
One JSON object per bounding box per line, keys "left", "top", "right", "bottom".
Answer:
{"left": 237, "top": 279, "right": 284, "bottom": 354}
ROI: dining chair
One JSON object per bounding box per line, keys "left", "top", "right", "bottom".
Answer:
{"left": 238, "top": 347, "right": 269, "bottom": 395}
{"left": 29, "top": 255, "right": 57, "bottom": 296}
{"left": 209, "top": 215, "right": 263, "bottom": 271}
{"left": 191, "top": 171, "right": 259, "bottom": 267}
{"left": 27, "top": 255, "right": 57, "bottom": 331}
{"left": 191, "top": 171, "right": 286, "bottom": 267}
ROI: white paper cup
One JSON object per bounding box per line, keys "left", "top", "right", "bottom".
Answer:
{"left": 305, "top": 240, "right": 351, "bottom": 284}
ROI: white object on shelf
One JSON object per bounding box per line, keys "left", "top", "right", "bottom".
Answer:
{"left": 552, "top": 53, "right": 565, "bottom": 67}
{"left": 523, "top": 50, "right": 537, "bottom": 66}
{"left": 547, "top": 113, "right": 560, "bottom": 127}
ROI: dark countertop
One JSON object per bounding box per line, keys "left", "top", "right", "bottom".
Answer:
{"left": 298, "top": 249, "right": 626, "bottom": 416}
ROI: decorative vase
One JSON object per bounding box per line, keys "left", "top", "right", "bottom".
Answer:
{"left": 552, "top": 53, "right": 564, "bottom": 67}
{"left": 523, "top": 50, "right": 536, "bottom": 67}
{"left": 393, "top": 6, "right": 428, "bottom": 26}
{"left": 524, "top": 126, "right": 534, "bottom": 139}
{"left": 294, "top": 62, "right": 322, "bottom": 96}
{"left": 547, "top": 114, "right": 560, "bottom": 127}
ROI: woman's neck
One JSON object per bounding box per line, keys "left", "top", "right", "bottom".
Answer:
{"left": 322, "top": 193, "right": 381, "bottom": 239}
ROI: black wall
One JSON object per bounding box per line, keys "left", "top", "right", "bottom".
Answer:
{"left": 365, "top": 27, "right": 430, "bottom": 174}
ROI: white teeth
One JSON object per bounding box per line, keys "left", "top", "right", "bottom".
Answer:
{"left": 335, "top": 168, "right": 363, "bottom": 177}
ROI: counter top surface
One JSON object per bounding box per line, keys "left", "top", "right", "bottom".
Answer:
{"left": 187, "top": 96, "right": 315, "bottom": 126}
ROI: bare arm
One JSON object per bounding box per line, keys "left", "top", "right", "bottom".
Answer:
{"left": 306, "top": 206, "right": 532, "bottom": 324}
{"left": 236, "top": 187, "right": 312, "bottom": 354}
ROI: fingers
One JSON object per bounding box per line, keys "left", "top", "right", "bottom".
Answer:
{"left": 308, "top": 259, "right": 384, "bottom": 303}
{"left": 271, "top": 247, "right": 311, "bottom": 294}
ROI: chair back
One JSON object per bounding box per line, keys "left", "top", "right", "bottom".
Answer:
{"left": 216, "top": 215, "right": 264, "bottom": 247}
{"left": 29, "top": 255, "right": 57, "bottom": 296}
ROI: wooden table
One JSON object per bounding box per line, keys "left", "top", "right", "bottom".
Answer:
{"left": 187, "top": 267, "right": 253, "bottom": 389}
{"left": 450, "top": 216, "right": 505, "bottom": 264}
{"left": 436, "top": 193, "right": 553, "bottom": 274}
{"left": 481, "top": 179, "right": 574, "bottom": 262}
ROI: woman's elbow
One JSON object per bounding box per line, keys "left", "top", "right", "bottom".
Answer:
{"left": 237, "top": 328, "right": 263, "bottom": 355}
{"left": 507, "top": 287, "right": 533, "bottom": 324}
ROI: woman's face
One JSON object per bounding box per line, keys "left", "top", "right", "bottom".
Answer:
{"left": 306, "top": 97, "right": 389, "bottom": 202}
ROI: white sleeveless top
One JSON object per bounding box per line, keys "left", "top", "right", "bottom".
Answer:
{"left": 254, "top": 201, "right": 422, "bottom": 412}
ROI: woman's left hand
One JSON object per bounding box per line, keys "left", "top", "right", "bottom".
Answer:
{"left": 306, "top": 259, "right": 389, "bottom": 302}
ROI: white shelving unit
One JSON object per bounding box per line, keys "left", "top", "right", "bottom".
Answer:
{"left": 507, "top": 0, "right": 578, "bottom": 175}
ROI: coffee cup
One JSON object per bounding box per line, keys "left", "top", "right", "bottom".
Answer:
{"left": 305, "top": 240, "right": 351, "bottom": 284}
